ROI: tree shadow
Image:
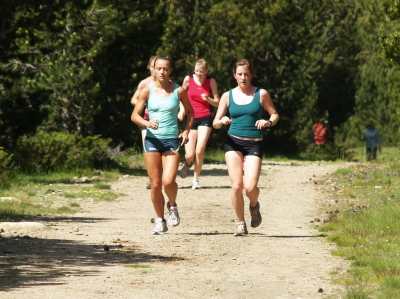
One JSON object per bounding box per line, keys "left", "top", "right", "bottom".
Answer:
{"left": 266, "top": 234, "right": 327, "bottom": 238}
{"left": 189, "top": 168, "right": 228, "bottom": 176}
{"left": 0, "top": 227, "right": 184, "bottom": 291}
{"left": 178, "top": 185, "right": 268, "bottom": 190}
{"left": 178, "top": 185, "right": 231, "bottom": 190}
{"left": 181, "top": 232, "right": 327, "bottom": 238}
{"left": 183, "top": 232, "right": 234, "bottom": 236}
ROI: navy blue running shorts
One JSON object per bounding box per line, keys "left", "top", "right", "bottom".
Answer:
{"left": 224, "top": 134, "right": 263, "bottom": 158}
{"left": 144, "top": 136, "right": 180, "bottom": 153}
{"left": 190, "top": 115, "right": 212, "bottom": 130}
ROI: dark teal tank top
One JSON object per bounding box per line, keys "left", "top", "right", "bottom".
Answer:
{"left": 228, "top": 88, "right": 263, "bottom": 138}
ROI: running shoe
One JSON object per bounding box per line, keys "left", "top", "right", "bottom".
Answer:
{"left": 166, "top": 201, "right": 180, "bottom": 227}
{"left": 179, "top": 162, "right": 192, "bottom": 178}
{"left": 152, "top": 218, "right": 168, "bottom": 235}
{"left": 192, "top": 178, "right": 200, "bottom": 190}
{"left": 249, "top": 202, "right": 262, "bottom": 228}
{"left": 234, "top": 221, "right": 248, "bottom": 236}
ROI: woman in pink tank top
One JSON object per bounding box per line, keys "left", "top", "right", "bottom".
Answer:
{"left": 178, "top": 59, "right": 220, "bottom": 189}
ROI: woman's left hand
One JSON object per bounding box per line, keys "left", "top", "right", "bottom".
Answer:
{"left": 255, "top": 119, "right": 271, "bottom": 130}
{"left": 201, "top": 93, "right": 208, "bottom": 101}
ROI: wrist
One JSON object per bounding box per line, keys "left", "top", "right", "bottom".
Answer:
{"left": 266, "top": 120, "right": 273, "bottom": 127}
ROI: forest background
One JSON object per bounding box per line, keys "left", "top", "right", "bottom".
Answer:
{"left": 1, "top": 0, "right": 399, "bottom": 158}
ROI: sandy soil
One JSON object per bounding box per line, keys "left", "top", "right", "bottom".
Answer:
{"left": 0, "top": 161, "right": 349, "bottom": 299}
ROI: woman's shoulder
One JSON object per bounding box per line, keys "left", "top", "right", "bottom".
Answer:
{"left": 258, "top": 88, "right": 271, "bottom": 99}
{"left": 176, "top": 83, "right": 186, "bottom": 92}
{"left": 221, "top": 90, "right": 230, "bottom": 100}
{"left": 257, "top": 87, "right": 268, "bottom": 94}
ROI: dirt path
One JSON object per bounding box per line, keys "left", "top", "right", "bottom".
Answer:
{"left": 0, "top": 161, "right": 348, "bottom": 298}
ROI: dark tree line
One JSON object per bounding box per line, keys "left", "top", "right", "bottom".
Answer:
{"left": 0, "top": 0, "right": 398, "bottom": 155}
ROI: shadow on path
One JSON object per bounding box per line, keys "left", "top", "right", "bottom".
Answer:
{"left": 0, "top": 219, "right": 184, "bottom": 291}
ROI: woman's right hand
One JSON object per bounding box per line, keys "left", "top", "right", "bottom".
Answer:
{"left": 147, "top": 119, "right": 159, "bottom": 130}
{"left": 219, "top": 116, "right": 231, "bottom": 126}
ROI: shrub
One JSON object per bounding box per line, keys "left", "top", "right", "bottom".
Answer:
{"left": 14, "top": 130, "right": 112, "bottom": 173}
{"left": 0, "top": 147, "right": 17, "bottom": 188}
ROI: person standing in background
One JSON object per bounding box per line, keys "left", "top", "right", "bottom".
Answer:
{"left": 131, "top": 56, "right": 157, "bottom": 189}
{"left": 178, "top": 59, "right": 220, "bottom": 189}
{"left": 213, "top": 59, "right": 279, "bottom": 236}
{"left": 313, "top": 119, "right": 332, "bottom": 145}
{"left": 363, "top": 120, "right": 381, "bottom": 161}
{"left": 131, "top": 56, "right": 194, "bottom": 235}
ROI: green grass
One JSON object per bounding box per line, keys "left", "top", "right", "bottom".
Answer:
{"left": 80, "top": 187, "right": 120, "bottom": 201}
{"left": 0, "top": 198, "right": 75, "bottom": 220}
{"left": 202, "top": 148, "right": 226, "bottom": 163}
{"left": 319, "top": 147, "right": 400, "bottom": 298}
{"left": 0, "top": 149, "right": 149, "bottom": 221}
{"left": 0, "top": 170, "right": 124, "bottom": 220}
{"left": 64, "top": 193, "right": 77, "bottom": 198}
{"left": 347, "top": 146, "right": 399, "bottom": 163}
{"left": 93, "top": 183, "right": 111, "bottom": 189}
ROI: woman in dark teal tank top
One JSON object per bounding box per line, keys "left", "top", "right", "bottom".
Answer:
{"left": 213, "top": 59, "right": 279, "bottom": 236}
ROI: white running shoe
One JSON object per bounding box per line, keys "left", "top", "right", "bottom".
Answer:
{"left": 152, "top": 218, "right": 168, "bottom": 235}
{"left": 166, "top": 201, "right": 180, "bottom": 227}
{"left": 234, "top": 221, "right": 248, "bottom": 236}
{"left": 179, "top": 162, "right": 192, "bottom": 178}
{"left": 192, "top": 178, "right": 200, "bottom": 190}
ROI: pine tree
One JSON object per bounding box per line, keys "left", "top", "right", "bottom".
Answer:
{"left": 0, "top": 0, "right": 163, "bottom": 148}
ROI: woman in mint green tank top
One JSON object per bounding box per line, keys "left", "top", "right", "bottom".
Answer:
{"left": 131, "top": 56, "right": 194, "bottom": 235}
{"left": 213, "top": 59, "right": 279, "bottom": 236}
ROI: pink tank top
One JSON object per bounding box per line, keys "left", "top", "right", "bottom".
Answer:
{"left": 187, "top": 75, "right": 212, "bottom": 118}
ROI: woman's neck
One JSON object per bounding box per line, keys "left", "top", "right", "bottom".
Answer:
{"left": 236, "top": 85, "right": 254, "bottom": 96}
{"left": 194, "top": 74, "right": 205, "bottom": 85}
{"left": 154, "top": 79, "right": 171, "bottom": 89}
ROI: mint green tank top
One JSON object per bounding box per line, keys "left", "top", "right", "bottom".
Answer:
{"left": 146, "top": 84, "right": 179, "bottom": 139}
{"left": 228, "top": 88, "right": 263, "bottom": 138}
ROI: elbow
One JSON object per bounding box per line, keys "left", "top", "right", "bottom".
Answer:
{"left": 211, "top": 99, "right": 220, "bottom": 108}
{"left": 131, "top": 113, "right": 137, "bottom": 123}
{"left": 187, "top": 109, "right": 194, "bottom": 119}
{"left": 212, "top": 122, "right": 220, "bottom": 129}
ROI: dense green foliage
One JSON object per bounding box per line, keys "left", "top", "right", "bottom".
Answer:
{"left": 0, "top": 0, "right": 164, "bottom": 148}
{"left": 14, "top": 130, "right": 111, "bottom": 172}
{"left": 0, "top": 0, "right": 398, "bottom": 156}
{"left": 0, "top": 147, "right": 17, "bottom": 188}
{"left": 379, "top": 0, "right": 400, "bottom": 147}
